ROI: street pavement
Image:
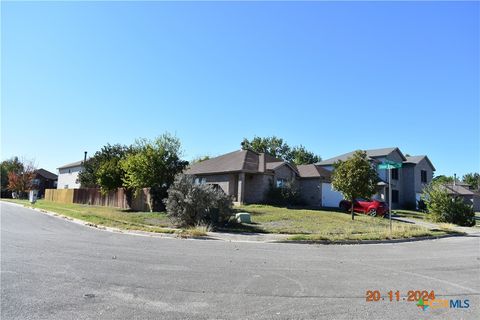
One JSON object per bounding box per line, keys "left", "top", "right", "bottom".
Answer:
{"left": 1, "top": 201, "right": 479, "bottom": 319}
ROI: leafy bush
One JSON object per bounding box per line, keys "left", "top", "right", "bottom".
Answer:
{"left": 422, "top": 184, "right": 475, "bottom": 226}
{"left": 265, "top": 179, "right": 304, "bottom": 206}
{"left": 164, "top": 174, "right": 233, "bottom": 227}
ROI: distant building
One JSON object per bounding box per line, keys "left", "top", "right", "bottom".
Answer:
{"left": 57, "top": 160, "right": 84, "bottom": 189}
{"left": 31, "top": 169, "right": 58, "bottom": 198}
{"left": 442, "top": 183, "right": 480, "bottom": 212}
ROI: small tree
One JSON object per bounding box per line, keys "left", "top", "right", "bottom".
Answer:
{"left": 7, "top": 158, "right": 36, "bottom": 199}
{"left": 121, "top": 133, "right": 188, "bottom": 211}
{"left": 331, "top": 150, "right": 379, "bottom": 220}
{"left": 422, "top": 183, "right": 475, "bottom": 226}
{"left": 164, "top": 174, "right": 233, "bottom": 227}
{"left": 1, "top": 157, "right": 24, "bottom": 197}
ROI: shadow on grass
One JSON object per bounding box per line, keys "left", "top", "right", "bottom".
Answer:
{"left": 215, "top": 221, "right": 267, "bottom": 234}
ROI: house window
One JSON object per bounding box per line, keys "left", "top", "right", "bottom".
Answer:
{"left": 391, "top": 168, "right": 399, "bottom": 180}
{"left": 276, "top": 178, "right": 286, "bottom": 188}
{"left": 421, "top": 170, "right": 427, "bottom": 183}
{"left": 32, "top": 179, "right": 40, "bottom": 186}
{"left": 392, "top": 190, "right": 399, "bottom": 203}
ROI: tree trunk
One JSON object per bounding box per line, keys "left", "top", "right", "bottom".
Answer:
{"left": 351, "top": 198, "right": 355, "bottom": 220}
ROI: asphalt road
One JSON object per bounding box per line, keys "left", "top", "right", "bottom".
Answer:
{"left": 1, "top": 202, "right": 479, "bottom": 320}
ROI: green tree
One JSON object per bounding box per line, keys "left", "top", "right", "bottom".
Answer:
{"left": 431, "top": 175, "right": 454, "bottom": 185}
{"left": 331, "top": 150, "right": 379, "bottom": 220}
{"left": 190, "top": 155, "right": 211, "bottom": 165}
{"left": 1, "top": 157, "right": 24, "bottom": 196}
{"left": 462, "top": 172, "right": 479, "bottom": 190}
{"left": 121, "top": 133, "right": 188, "bottom": 211}
{"left": 421, "top": 183, "right": 474, "bottom": 226}
{"left": 6, "top": 158, "right": 36, "bottom": 199}
{"left": 287, "top": 145, "right": 321, "bottom": 165}
{"left": 241, "top": 136, "right": 320, "bottom": 164}
{"left": 78, "top": 144, "right": 132, "bottom": 192}
{"left": 241, "top": 136, "right": 291, "bottom": 159}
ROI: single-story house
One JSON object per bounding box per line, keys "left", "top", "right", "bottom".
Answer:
{"left": 185, "top": 149, "right": 331, "bottom": 205}
{"left": 442, "top": 183, "right": 480, "bottom": 212}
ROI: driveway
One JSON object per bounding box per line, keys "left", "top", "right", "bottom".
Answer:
{"left": 1, "top": 202, "right": 479, "bottom": 319}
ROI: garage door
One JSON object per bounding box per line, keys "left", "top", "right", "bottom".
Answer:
{"left": 322, "top": 183, "right": 344, "bottom": 208}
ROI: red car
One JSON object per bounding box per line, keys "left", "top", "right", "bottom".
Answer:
{"left": 339, "top": 198, "right": 389, "bottom": 217}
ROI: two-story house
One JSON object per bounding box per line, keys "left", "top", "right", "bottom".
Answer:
{"left": 316, "top": 147, "right": 435, "bottom": 209}
{"left": 57, "top": 160, "right": 84, "bottom": 189}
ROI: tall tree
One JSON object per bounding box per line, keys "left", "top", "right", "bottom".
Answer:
{"left": 241, "top": 136, "right": 291, "bottom": 160}
{"left": 432, "top": 175, "right": 454, "bottom": 185}
{"left": 121, "top": 133, "right": 188, "bottom": 211}
{"left": 287, "top": 145, "right": 321, "bottom": 165}
{"left": 241, "top": 136, "right": 320, "bottom": 165}
{"left": 331, "top": 150, "right": 379, "bottom": 220}
{"left": 1, "top": 157, "right": 24, "bottom": 195}
{"left": 6, "top": 158, "right": 36, "bottom": 199}
{"left": 462, "top": 172, "right": 479, "bottom": 190}
{"left": 78, "top": 144, "right": 133, "bottom": 192}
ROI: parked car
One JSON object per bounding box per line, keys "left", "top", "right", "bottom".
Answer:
{"left": 339, "top": 198, "right": 389, "bottom": 217}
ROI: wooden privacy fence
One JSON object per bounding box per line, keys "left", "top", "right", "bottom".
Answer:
{"left": 45, "top": 188, "right": 151, "bottom": 211}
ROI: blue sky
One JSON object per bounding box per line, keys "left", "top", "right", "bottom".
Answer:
{"left": 2, "top": 1, "right": 479, "bottom": 177}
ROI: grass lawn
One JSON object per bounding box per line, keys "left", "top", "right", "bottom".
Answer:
{"left": 237, "top": 205, "right": 454, "bottom": 241}
{"left": 395, "top": 209, "right": 480, "bottom": 228}
{"left": 2, "top": 199, "right": 177, "bottom": 234}
{"left": 2, "top": 199, "right": 458, "bottom": 241}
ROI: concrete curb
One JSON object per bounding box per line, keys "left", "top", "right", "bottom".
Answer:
{"left": 273, "top": 233, "right": 467, "bottom": 246}
{"left": 1, "top": 200, "right": 471, "bottom": 245}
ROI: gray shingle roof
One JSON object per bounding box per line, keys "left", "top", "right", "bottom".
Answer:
{"left": 35, "top": 168, "right": 58, "bottom": 180}
{"left": 317, "top": 147, "right": 405, "bottom": 166}
{"left": 57, "top": 160, "right": 84, "bottom": 169}
{"left": 404, "top": 155, "right": 436, "bottom": 171}
{"left": 185, "top": 149, "right": 299, "bottom": 176}
{"left": 186, "top": 150, "right": 283, "bottom": 175}
{"left": 296, "top": 164, "right": 332, "bottom": 179}
{"left": 442, "top": 184, "right": 475, "bottom": 196}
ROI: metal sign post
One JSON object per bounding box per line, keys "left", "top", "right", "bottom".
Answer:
{"left": 388, "top": 168, "right": 392, "bottom": 238}
{"left": 377, "top": 161, "right": 402, "bottom": 239}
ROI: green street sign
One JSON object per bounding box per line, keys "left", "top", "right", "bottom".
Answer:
{"left": 378, "top": 162, "right": 402, "bottom": 170}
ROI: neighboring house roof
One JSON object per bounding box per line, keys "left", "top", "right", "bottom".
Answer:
{"left": 266, "top": 162, "right": 285, "bottom": 171}
{"left": 317, "top": 147, "right": 406, "bottom": 166}
{"left": 404, "top": 155, "right": 436, "bottom": 171}
{"left": 35, "top": 168, "right": 58, "bottom": 180}
{"left": 57, "top": 160, "right": 84, "bottom": 169}
{"left": 443, "top": 184, "right": 475, "bottom": 196}
{"left": 185, "top": 149, "right": 287, "bottom": 175}
{"left": 296, "top": 164, "right": 332, "bottom": 180}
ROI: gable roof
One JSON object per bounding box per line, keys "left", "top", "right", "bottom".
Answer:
{"left": 296, "top": 164, "right": 332, "bottom": 180}
{"left": 185, "top": 149, "right": 300, "bottom": 176}
{"left": 404, "top": 155, "right": 436, "bottom": 171}
{"left": 58, "top": 160, "right": 84, "bottom": 169}
{"left": 442, "top": 184, "right": 475, "bottom": 196}
{"left": 317, "top": 147, "right": 406, "bottom": 166}
{"left": 35, "top": 168, "right": 58, "bottom": 180}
